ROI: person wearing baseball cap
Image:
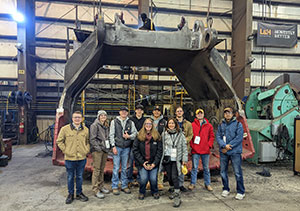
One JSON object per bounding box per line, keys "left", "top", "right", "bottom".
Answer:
{"left": 216, "top": 106, "right": 245, "bottom": 200}
{"left": 151, "top": 105, "right": 167, "bottom": 190}
{"left": 189, "top": 108, "right": 215, "bottom": 192}
{"left": 151, "top": 105, "right": 166, "bottom": 135}
{"left": 109, "top": 106, "right": 137, "bottom": 195}
{"left": 127, "top": 104, "right": 146, "bottom": 187}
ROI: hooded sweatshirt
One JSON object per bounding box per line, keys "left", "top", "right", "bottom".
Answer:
{"left": 151, "top": 115, "right": 167, "bottom": 135}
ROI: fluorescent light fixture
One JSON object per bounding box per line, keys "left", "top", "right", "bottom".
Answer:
{"left": 12, "top": 11, "right": 25, "bottom": 23}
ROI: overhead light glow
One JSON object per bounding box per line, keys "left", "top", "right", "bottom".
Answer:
{"left": 12, "top": 11, "right": 25, "bottom": 23}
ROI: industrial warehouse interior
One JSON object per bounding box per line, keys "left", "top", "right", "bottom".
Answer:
{"left": 1, "top": 0, "right": 300, "bottom": 210}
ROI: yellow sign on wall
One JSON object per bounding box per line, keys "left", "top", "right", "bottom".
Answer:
{"left": 19, "top": 69, "right": 25, "bottom": 74}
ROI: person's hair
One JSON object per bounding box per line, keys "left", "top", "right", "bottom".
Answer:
{"left": 175, "top": 106, "right": 183, "bottom": 112}
{"left": 72, "top": 111, "right": 83, "bottom": 117}
{"left": 137, "top": 118, "right": 160, "bottom": 141}
{"left": 165, "top": 117, "right": 180, "bottom": 133}
{"left": 99, "top": 118, "right": 109, "bottom": 127}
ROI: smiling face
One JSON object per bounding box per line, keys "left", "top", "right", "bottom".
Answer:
{"left": 144, "top": 119, "right": 153, "bottom": 132}
{"left": 72, "top": 112, "right": 83, "bottom": 126}
{"left": 99, "top": 114, "right": 107, "bottom": 123}
{"left": 119, "top": 110, "right": 128, "bottom": 119}
{"left": 135, "top": 108, "right": 144, "bottom": 117}
{"left": 153, "top": 109, "right": 161, "bottom": 118}
{"left": 224, "top": 109, "right": 234, "bottom": 121}
{"left": 196, "top": 112, "right": 204, "bottom": 120}
{"left": 168, "top": 119, "right": 176, "bottom": 130}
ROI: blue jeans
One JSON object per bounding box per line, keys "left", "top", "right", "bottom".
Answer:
{"left": 139, "top": 167, "right": 158, "bottom": 195}
{"left": 112, "top": 146, "right": 130, "bottom": 189}
{"left": 127, "top": 148, "right": 134, "bottom": 183}
{"left": 220, "top": 153, "right": 245, "bottom": 194}
{"left": 65, "top": 159, "right": 86, "bottom": 195}
{"left": 191, "top": 154, "right": 210, "bottom": 186}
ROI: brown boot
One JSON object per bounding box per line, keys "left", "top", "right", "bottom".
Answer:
{"left": 188, "top": 184, "right": 195, "bottom": 190}
{"left": 205, "top": 185, "right": 213, "bottom": 191}
{"left": 158, "top": 184, "right": 164, "bottom": 191}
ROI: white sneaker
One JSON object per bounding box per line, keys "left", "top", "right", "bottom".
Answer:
{"left": 235, "top": 193, "right": 245, "bottom": 200}
{"left": 221, "top": 190, "right": 230, "bottom": 197}
{"left": 95, "top": 191, "right": 105, "bottom": 199}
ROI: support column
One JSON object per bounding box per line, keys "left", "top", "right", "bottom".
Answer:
{"left": 231, "top": 0, "right": 253, "bottom": 99}
{"left": 17, "top": 0, "right": 36, "bottom": 144}
{"left": 137, "top": 0, "right": 150, "bottom": 108}
{"left": 138, "top": 0, "right": 149, "bottom": 24}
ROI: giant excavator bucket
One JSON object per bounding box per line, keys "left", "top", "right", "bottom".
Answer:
{"left": 52, "top": 16, "right": 255, "bottom": 173}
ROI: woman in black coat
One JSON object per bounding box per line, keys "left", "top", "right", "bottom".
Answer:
{"left": 133, "top": 118, "right": 163, "bottom": 200}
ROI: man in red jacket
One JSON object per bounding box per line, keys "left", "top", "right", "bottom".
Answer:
{"left": 188, "top": 108, "right": 215, "bottom": 191}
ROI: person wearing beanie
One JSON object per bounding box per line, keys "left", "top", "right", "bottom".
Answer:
{"left": 90, "top": 110, "right": 110, "bottom": 199}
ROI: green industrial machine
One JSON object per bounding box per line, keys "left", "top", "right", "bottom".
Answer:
{"left": 246, "top": 83, "right": 300, "bottom": 164}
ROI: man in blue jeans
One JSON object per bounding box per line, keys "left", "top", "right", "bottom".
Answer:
{"left": 216, "top": 107, "right": 245, "bottom": 200}
{"left": 109, "top": 106, "right": 137, "bottom": 195}
{"left": 189, "top": 108, "right": 215, "bottom": 191}
{"left": 57, "top": 111, "right": 90, "bottom": 204}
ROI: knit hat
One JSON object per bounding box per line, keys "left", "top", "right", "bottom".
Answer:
{"left": 97, "top": 110, "right": 107, "bottom": 118}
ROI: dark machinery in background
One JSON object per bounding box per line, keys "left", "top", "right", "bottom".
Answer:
{"left": 246, "top": 73, "right": 300, "bottom": 164}
{"left": 52, "top": 15, "right": 255, "bottom": 173}
{"left": 0, "top": 114, "right": 12, "bottom": 167}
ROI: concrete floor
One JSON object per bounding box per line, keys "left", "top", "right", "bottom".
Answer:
{"left": 0, "top": 144, "right": 300, "bottom": 211}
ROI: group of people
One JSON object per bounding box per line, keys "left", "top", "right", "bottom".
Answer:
{"left": 57, "top": 104, "right": 245, "bottom": 207}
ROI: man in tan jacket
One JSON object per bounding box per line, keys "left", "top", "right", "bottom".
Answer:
{"left": 175, "top": 106, "right": 193, "bottom": 192}
{"left": 57, "top": 111, "right": 90, "bottom": 204}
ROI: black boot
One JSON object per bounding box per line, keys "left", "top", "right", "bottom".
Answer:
{"left": 76, "top": 192, "right": 89, "bottom": 202}
{"left": 65, "top": 194, "right": 74, "bottom": 204}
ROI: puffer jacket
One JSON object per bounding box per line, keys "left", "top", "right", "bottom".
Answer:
{"left": 159, "top": 130, "right": 188, "bottom": 176}
{"left": 216, "top": 117, "right": 244, "bottom": 155}
{"left": 57, "top": 123, "right": 90, "bottom": 161}
{"left": 90, "top": 119, "right": 110, "bottom": 153}
{"left": 190, "top": 118, "right": 215, "bottom": 155}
